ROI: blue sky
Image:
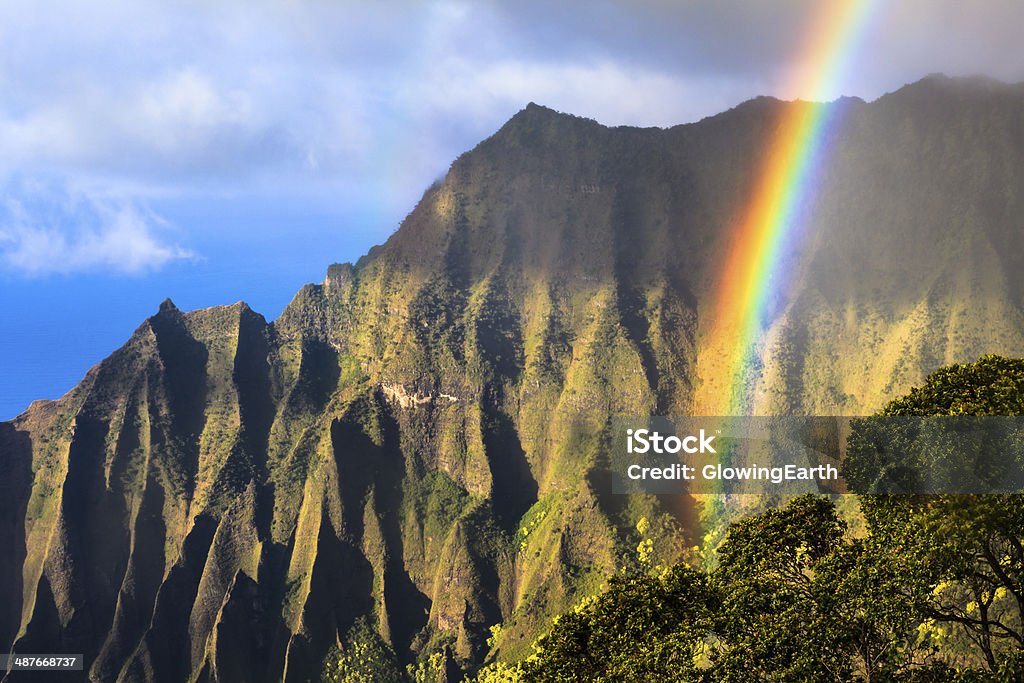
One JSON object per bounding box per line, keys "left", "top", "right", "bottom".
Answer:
{"left": 2, "top": 0, "right": 1024, "bottom": 419}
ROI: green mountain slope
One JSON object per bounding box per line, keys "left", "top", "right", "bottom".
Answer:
{"left": 3, "top": 75, "right": 1024, "bottom": 681}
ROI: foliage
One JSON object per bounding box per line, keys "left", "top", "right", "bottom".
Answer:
{"left": 407, "top": 650, "right": 447, "bottom": 683}
{"left": 465, "top": 661, "right": 524, "bottom": 683}
{"left": 846, "top": 355, "right": 1024, "bottom": 670}
{"left": 520, "top": 565, "right": 713, "bottom": 682}
{"left": 510, "top": 495, "right": 954, "bottom": 681}
{"left": 321, "top": 618, "right": 405, "bottom": 683}
{"left": 713, "top": 494, "right": 924, "bottom": 681}
{"left": 878, "top": 356, "right": 1024, "bottom": 417}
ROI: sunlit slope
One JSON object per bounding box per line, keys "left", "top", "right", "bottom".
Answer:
{"left": 756, "top": 76, "right": 1024, "bottom": 414}
{"left": 2, "top": 75, "right": 1024, "bottom": 681}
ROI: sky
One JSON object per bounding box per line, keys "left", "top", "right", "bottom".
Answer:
{"left": 2, "top": 0, "right": 1024, "bottom": 420}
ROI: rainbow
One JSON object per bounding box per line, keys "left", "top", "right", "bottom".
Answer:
{"left": 695, "top": 0, "right": 880, "bottom": 416}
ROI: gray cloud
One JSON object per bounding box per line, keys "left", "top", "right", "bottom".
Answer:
{"left": 4, "top": 1, "right": 1022, "bottom": 179}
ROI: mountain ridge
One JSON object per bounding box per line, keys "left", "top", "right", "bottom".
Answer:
{"left": 4, "top": 74, "right": 1024, "bottom": 681}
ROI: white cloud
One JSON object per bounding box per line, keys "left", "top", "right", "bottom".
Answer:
{"left": 0, "top": 187, "right": 194, "bottom": 276}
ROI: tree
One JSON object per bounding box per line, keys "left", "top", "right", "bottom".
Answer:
{"left": 521, "top": 565, "right": 713, "bottom": 682}
{"left": 845, "top": 356, "right": 1024, "bottom": 670}
{"left": 321, "top": 618, "right": 406, "bottom": 683}
{"left": 712, "top": 494, "right": 922, "bottom": 682}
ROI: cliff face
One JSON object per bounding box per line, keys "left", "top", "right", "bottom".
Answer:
{"left": 4, "top": 75, "right": 1024, "bottom": 681}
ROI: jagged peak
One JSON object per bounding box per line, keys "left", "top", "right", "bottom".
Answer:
{"left": 181, "top": 301, "right": 264, "bottom": 328}
{"left": 155, "top": 298, "right": 258, "bottom": 322}
{"left": 495, "top": 102, "right": 604, "bottom": 137}
{"left": 515, "top": 101, "right": 573, "bottom": 121}
{"left": 326, "top": 262, "right": 354, "bottom": 278}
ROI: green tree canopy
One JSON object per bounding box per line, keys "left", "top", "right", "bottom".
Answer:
{"left": 521, "top": 565, "right": 713, "bottom": 683}
{"left": 846, "top": 356, "right": 1024, "bottom": 671}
